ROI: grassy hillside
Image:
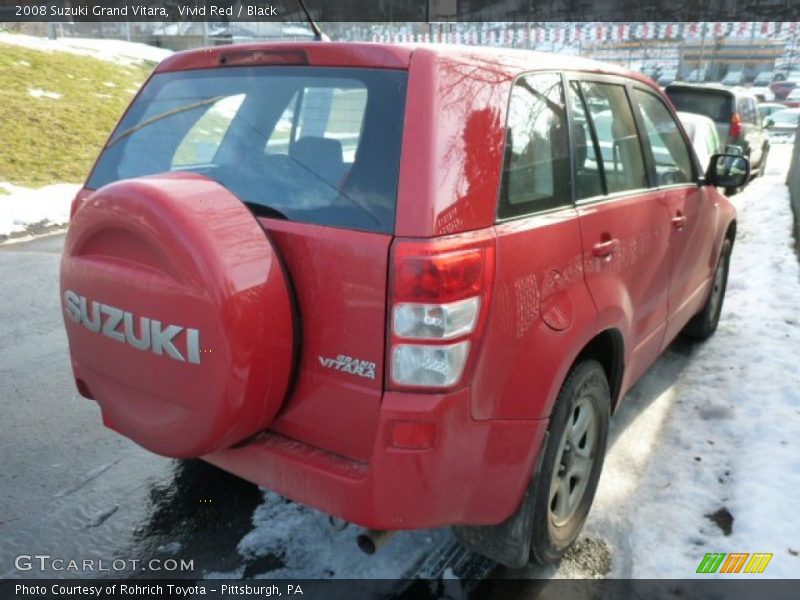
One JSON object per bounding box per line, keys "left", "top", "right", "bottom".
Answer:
{"left": 0, "top": 43, "right": 153, "bottom": 187}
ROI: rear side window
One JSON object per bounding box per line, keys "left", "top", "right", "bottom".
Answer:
{"left": 88, "top": 67, "right": 407, "bottom": 234}
{"left": 578, "top": 81, "right": 648, "bottom": 194}
{"left": 632, "top": 89, "right": 695, "bottom": 185}
{"left": 498, "top": 73, "right": 571, "bottom": 219}
{"left": 739, "top": 97, "right": 757, "bottom": 124}
{"left": 569, "top": 81, "right": 605, "bottom": 200}
{"left": 667, "top": 89, "right": 732, "bottom": 123}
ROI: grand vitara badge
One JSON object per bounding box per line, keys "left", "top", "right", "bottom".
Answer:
{"left": 63, "top": 290, "right": 201, "bottom": 364}
{"left": 318, "top": 354, "right": 376, "bottom": 380}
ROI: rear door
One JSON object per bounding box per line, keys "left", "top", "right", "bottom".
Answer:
{"left": 630, "top": 86, "right": 718, "bottom": 343}
{"left": 485, "top": 72, "right": 592, "bottom": 420}
{"left": 568, "top": 77, "right": 672, "bottom": 384}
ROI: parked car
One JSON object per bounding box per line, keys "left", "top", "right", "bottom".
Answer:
{"left": 759, "top": 102, "right": 789, "bottom": 121}
{"left": 773, "top": 69, "right": 800, "bottom": 83}
{"left": 721, "top": 71, "right": 745, "bottom": 86}
{"left": 764, "top": 107, "right": 800, "bottom": 143}
{"left": 665, "top": 83, "right": 769, "bottom": 185}
{"left": 749, "top": 86, "right": 775, "bottom": 102}
{"left": 753, "top": 71, "right": 775, "bottom": 86}
{"left": 59, "top": 43, "right": 748, "bottom": 569}
{"left": 784, "top": 88, "right": 800, "bottom": 108}
{"left": 657, "top": 69, "right": 678, "bottom": 86}
{"left": 685, "top": 68, "right": 707, "bottom": 82}
{"left": 770, "top": 80, "right": 796, "bottom": 100}
{"left": 677, "top": 111, "right": 722, "bottom": 170}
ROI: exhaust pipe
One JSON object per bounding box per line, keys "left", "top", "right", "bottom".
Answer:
{"left": 357, "top": 529, "right": 396, "bottom": 555}
{"left": 328, "top": 516, "right": 349, "bottom": 532}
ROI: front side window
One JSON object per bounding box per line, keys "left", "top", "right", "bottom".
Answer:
{"left": 578, "top": 81, "right": 648, "bottom": 194}
{"left": 633, "top": 89, "right": 695, "bottom": 185}
{"left": 498, "top": 73, "right": 571, "bottom": 219}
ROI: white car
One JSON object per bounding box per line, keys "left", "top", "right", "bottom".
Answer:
{"left": 677, "top": 111, "right": 722, "bottom": 170}
{"left": 749, "top": 86, "right": 775, "bottom": 102}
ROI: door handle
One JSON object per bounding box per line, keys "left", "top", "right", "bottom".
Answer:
{"left": 671, "top": 214, "right": 687, "bottom": 230}
{"left": 592, "top": 238, "right": 619, "bottom": 258}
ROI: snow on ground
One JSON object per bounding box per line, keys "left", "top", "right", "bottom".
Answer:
{"left": 0, "top": 182, "right": 79, "bottom": 239}
{"left": 27, "top": 87, "right": 62, "bottom": 99}
{"left": 582, "top": 145, "right": 800, "bottom": 579}
{"left": 205, "top": 490, "right": 453, "bottom": 579}
{"left": 0, "top": 32, "right": 172, "bottom": 66}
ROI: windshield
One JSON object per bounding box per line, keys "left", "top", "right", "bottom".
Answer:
{"left": 772, "top": 110, "right": 800, "bottom": 125}
{"left": 88, "top": 66, "right": 408, "bottom": 234}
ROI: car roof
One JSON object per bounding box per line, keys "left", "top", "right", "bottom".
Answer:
{"left": 677, "top": 111, "right": 716, "bottom": 127}
{"left": 666, "top": 82, "right": 758, "bottom": 100}
{"left": 155, "top": 41, "right": 656, "bottom": 87}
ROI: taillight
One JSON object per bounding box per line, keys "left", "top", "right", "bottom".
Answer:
{"left": 730, "top": 112, "right": 743, "bottom": 138}
{"left": 388, "top": 230, "right": 495, "bottom": 391}
{"left": 219, "top": 49, "right": 308, "bottom": 66}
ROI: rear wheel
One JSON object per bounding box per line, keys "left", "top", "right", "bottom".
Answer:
{"left": 683, "top": 239, "right": 732, "bottom": 340}
{"left": 529, "top": 360, "right": 610, "bottom": 565}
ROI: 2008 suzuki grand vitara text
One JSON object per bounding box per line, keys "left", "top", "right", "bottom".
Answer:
{"left": 60, "top": 43, "right": 748, "bottom": 567}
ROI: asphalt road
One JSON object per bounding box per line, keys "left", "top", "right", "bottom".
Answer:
{"left": 0, "top": 234, "right": 264, "bottom": 580}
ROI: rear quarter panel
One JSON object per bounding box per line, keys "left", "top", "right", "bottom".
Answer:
{"left": 394, "top": 48, "right": 512, "bottom": 237}
{"left": 471, "top": 210, "right": 599, "bottom": 421}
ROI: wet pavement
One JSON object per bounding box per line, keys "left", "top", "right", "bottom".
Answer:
{"left": 0, "top": 234, "right": 265, "bottom": 580}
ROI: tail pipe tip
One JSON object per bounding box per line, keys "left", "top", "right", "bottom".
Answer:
{"left": 357, "top": 529, "right": 396, "bottom": 555}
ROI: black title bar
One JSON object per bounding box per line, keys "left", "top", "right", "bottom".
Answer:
{"left": 1, "top": 1, "right": 800, "bottom": 23}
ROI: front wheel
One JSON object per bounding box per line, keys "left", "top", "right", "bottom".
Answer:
{"left": 683, "top": 239, "right": 732, "bottom": 340}
{"left": 529, "top": 360, "right": 610, "bottom": 565}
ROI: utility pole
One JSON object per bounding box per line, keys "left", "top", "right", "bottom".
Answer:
{"left": 698, "top": 21, "right": 708, "bottom": 80}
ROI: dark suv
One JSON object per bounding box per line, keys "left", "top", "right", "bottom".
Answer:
{"left": 61, "top": 43, "right": 748, "bottom": 568}
{"left": 665, "top": 83, "right": 769, "bottom": 187}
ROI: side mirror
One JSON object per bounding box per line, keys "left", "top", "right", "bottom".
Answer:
{"left": 763, "top": 118, "right": 775, "bottom": 129}
{"left": 706, "top": 153, "right": 750, "bottom": 188}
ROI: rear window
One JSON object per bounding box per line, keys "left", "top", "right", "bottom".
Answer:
{"left": 88, "top": 66, "right": 407, "bottom": 234}
{"left": 666, "top": 89, "right": 732, "bottom": 123}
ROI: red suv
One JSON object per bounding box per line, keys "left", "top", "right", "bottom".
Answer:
{"left": 60, "top": 43, "right": 748, "bottom": 567}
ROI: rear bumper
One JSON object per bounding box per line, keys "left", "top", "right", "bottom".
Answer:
{"left": 204, "top": 388, "right": 548, "bottom": 530}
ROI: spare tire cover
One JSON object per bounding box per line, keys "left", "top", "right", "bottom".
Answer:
{"left": 60, "top": 173, "right": 295, "bottom": 458}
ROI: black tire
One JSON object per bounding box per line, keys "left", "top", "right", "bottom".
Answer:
{"left": 724, "top": 186, "right": 738, "bottom": 196}
{"left": 529, "top": 360, "right": 610, "bottom": 565}
{"left": 683, "top": 239, "right": 732, "bottom": 340}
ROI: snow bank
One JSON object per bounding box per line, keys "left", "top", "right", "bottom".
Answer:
{"left": 584, "top": 145, "right": 800, "bottom": 578}
{"left": 0, "top": 182, "right": 79, "bottom": 238}
{"left": 0, "top": 32, "right": 172, "bottom": 66}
